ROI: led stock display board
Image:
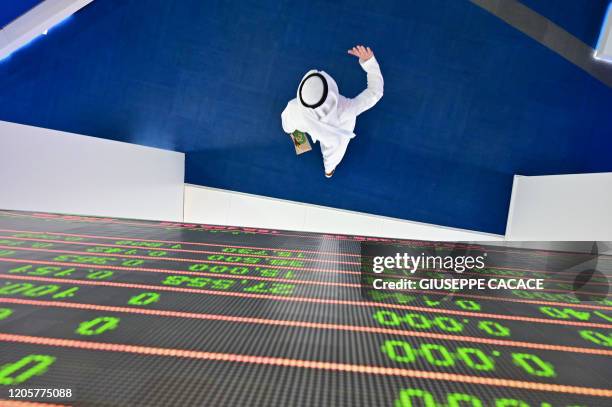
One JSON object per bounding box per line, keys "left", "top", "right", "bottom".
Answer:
{"left": 0, "top": 210, "right": 610, "bottom": 406}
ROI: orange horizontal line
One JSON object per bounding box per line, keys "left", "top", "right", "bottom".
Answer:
{"left": 0, "top": 256, "right": 358, "bottom": 288}
{"left": 0, "top": 226, "right": 353, "bottom": 257}
{"left": 0, "top": 227, "right": 603, "bottom": 278}
{"left": 0, "top": 234, "right": 359, "bottom": 265}
{"left": 1, "top": 273, "right": 611, "bottom": 329}
{"left": 2, "top": 297, "right": 610, "bottom": 356}
{"left": 0, "top": 211, "right": 403, "bottom": 244}
{"left": 1, "top": 246, "right": 607, "bottom": 296}
{"left": 1, "top": 234, "right": 605, "bottom": 285}
{"left": 1, "top": 333, "right": 610, "bottom": 397}
{"left": 4, "top": 212, "right": 612, "bottom": 261}
{"left": 1, "top": 256, "right": 611, "bottom": 311}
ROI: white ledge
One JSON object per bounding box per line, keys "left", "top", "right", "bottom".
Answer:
{"left": 0, "top": 0, "right": 94, "bottom": 60}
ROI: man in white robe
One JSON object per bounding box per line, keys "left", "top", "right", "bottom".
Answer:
{"left": 281, "top": 45, "right": 384, "bottom": 178}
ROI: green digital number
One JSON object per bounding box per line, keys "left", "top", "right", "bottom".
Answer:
{"left": 539, "top": 306, "right": 590, "bottom": 321}
{"left": 422, "top": 296, "right": 440, "bottom": 307}
{"left": 86, "top": 247, "right": 123, "bottom": 254}
{"left": 87, "top": 270, "right": 114, "bottom": 280}
{"left": 404, "top": 314, "right": 431, "bottom": 329}
{"left": 211, "top": 279, "right": 235, "bottom": 290}
{"left": 31, "top": 242, "right": 53, "bottom": 248}
{"left": 394, "top": 387, "right": 576, "bottom": 407}
{"left": 0, "top": 283, "right": 35, "bottom": 295}
{"left": 0, "top": 239, "right": 22, "bottom": 246}
{"left": 76, "top": 316, "right": 120, "bottom": 336}
{"left": 495, "top": 400, "right": 529, "bottom": 407}
{"left": 511, "top": 353, "right": 556, "bottom": 378}
{"left": 189, "top": 264, "right": 209, "bottom": 271}
{"left": 579, "top": 330, "right": 612, "bottom": 347}
{"left": 115, "top": 240, "right": 164, "bottom": 248}
{"left": 448, "top": 393, "right": 483, "bottom": 407}
{"left": 22, "top": 285, "right": 59, "bottom": 297}
{"left": 456, "top": 348, "right": 495, "bottom": 371}
{"left": 455, "top": 299, "right": 480, "bottom": 311}
{"left": 207, "top": 255, "right": 260, "bottom": 264}
{"left": 128, "top": 292, "right": 160, "bottom": 306}
{"left": 223, "top": 247, "right": 267, "bottom": 255}
{"left": 373, "top": 310, "right": 401, "bottom": 326}
{"left": 373, "top": 311, "right": 477, "bottom": 334}
{"left": 382, "top": 341, "right": 540, "bottom": 375}
{"left": 146, "top": 251, "right": 167, "bottom": 257}
{"left": 381, "top": 340, "right": 416, "bottom": 363}
{"left": 0, "top": 355, "right": 56, "bottom": 385}
{"left": 8, "top": 265, "right": 79, "bottom": 277}
{"left": 433, "top": 317, "right": 462, "bottom": 332}
{"left": 421, "top": 344, "right": 454, "bottom": 367}
{"left": 395, "top": 388, "right": 436, "bottom": 407}
{"left": 121, "top": 259, "right": 144, "bottom": 267}
{"left": 477, "top": 321, "right": 510, "bottom": 337}
{"left": 52, "top": 287, "right": 79, "bottom": 299}
{"left": 202, "top": 265, "right": 249, "bottom": 275}
{"left": 0, "top": 308, "right": 13, "bottom": 320}
{"left": 7, "top": 265, "right": 32, "bottom": 274}
{"left": 163, "top": 275, "right": 187, "bottom": 286}
{"left": 243, "top": 282, "right": 294, "bottom": 295}
{"left": 593, "top": 311, "right": 612, "bottom": 323}
{"left": 0, "top": 283, "right": 78, "bottom": 299}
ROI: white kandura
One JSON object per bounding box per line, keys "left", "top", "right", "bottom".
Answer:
{"left": 281, "top": 57, "right": 384, "bottom": 174}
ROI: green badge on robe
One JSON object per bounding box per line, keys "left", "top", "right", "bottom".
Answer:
{"left": 290, "top": 130, "right": 312, "bottom": 155}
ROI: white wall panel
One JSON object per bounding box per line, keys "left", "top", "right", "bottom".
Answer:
{"left": 0, "top": 120, "right": 184, "bottom": 221}
{"left": 595, "top": 2, "right": 612, "bottom": 63}
{"left": 506, "top": 173, "right": 612, "bottom": 240}
{"left": 184, "top": 184, "right": 503, "bottom": 241}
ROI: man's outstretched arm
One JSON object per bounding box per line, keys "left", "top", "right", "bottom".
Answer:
{"left": 347, "top": 45, "right": 384, "bottom": 116}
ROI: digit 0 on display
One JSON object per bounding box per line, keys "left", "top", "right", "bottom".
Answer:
{"left": 76, "top": 316, "right": 120, "bottom": 336}
{"left": 373, "top": 310, "right": 510, "bottom": 337}
{"left": 394, "top": 387, "right": 585, "bottom": 407}
{"left": 0, "top": 355, "right": 56, "bottom": 385}
{"left": 381, "top": 340, "right": 556, "bottom": 377}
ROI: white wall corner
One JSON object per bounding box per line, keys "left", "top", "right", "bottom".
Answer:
{"left": 504, "top": 174, "right": 523, "bottom": 240}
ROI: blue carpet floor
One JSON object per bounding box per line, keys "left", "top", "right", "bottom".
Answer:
{"left": 1, "top": 0, "right": 611, "bottom": 234}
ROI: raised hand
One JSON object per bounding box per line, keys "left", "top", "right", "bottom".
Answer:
{"left": 348, "top": 45, "right": 374, "bottom": 63}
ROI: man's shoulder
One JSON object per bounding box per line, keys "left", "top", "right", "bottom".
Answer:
{"left": 283, "top": 98, "right": 300, "bottom": 112}
{"left": 337, "top": 95, "right": 355, "bottom": 116}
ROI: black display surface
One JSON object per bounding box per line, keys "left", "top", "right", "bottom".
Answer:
{"left": 0, "top": 210, "right": 610, "bottom": 406}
